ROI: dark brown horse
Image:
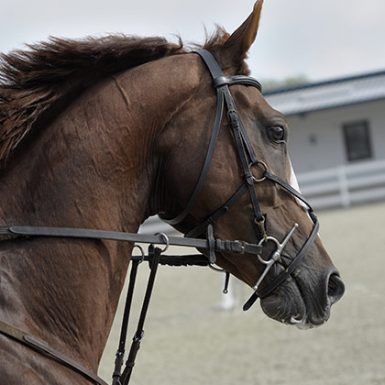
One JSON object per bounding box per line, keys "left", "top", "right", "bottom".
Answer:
{"left": 0, "top": 1, "right": 344, "bottom": 384}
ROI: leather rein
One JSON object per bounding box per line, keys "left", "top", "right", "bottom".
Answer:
{"left": 0, "top": 49, "right": 319, "bottom": 385}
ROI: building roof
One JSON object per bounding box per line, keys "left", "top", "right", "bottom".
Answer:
{"left": 264, "top": 69, "right": 385, "bottom": 116}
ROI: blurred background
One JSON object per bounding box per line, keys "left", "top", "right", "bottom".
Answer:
{"left": 2, "top": 0, "right": 384, "bottom": 384}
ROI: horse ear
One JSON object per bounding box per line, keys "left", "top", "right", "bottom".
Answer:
{"left": 221, "top": 0, "right": 263, "bottom": 64}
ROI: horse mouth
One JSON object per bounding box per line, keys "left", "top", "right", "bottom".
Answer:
{"left": 258, "top": 275, "right": 337, "bottom": 329}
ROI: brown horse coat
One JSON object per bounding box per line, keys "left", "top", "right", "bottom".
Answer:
{"left": 0, "top": 2, "right": 344, "bottom": 383}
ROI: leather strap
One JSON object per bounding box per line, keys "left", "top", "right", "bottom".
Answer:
{"left": 112, "top": 258, "right": 139, "bottom": 385}
{"left": 160, "top": 50, "right": 261, "bottom": 227}
{"left": 0, "top": 226, "right": 262, "bottom": 256}
{"left": 134, "top": 253, "right": 209, "bottom": 267}
{"left": 243, "top": 217, "right": 319, "bottom": 311}
{"left": 176, "top": 49, "right": 265, "bottom": 238}
{"left": 214, "top": 75, "right": 262, "bottom": 91}
{"left": 120, "top": 246, "right": 161, "bottom": 385}
{"left": 194, "top": 49, "right": 224, "bottom": 79}
{"left": 0, "top": 319, "right": 108, "bottom": 385}
{"left": 186, "top": 183, "right": 248, "bottom": 238}
{"left": 264, "top": 172, "right": 314, "bottom": 210}
{"left": 259, "top": 219, "right": 319, "bottom": 297}
{"left": 242, "top": 174, "right": 320, "bottom": 310}
{"left": 160, "top": 89, "right": 225, "bottom": 225}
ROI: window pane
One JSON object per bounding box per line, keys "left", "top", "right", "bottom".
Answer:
{"left": 343, "top": 121, "right": 372, "bottom": 162}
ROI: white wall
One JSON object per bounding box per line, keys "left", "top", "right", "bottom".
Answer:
{"left": 286, "top": 99, "right": 385, "bottom": 174}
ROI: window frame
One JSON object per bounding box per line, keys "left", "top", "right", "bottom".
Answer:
{"left": 342, "top": 120, "right": 373, "bottom": 162}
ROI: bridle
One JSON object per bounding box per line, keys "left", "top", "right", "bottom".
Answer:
{"left": 161, "top": 49, "right": 320, "bottom": 309}
{"left": 0, "top": 49, "right": 319, "bottom": 385}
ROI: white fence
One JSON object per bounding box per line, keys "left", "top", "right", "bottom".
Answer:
{"left": 139, "top": 159, "right": 385, "bottom": 234}
{"left": 297, "top": 159, "right": 385, "bottom": 210}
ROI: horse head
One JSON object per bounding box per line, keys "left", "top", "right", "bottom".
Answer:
{"left": 157, "top": 0, "right": 344, "bottom": 328}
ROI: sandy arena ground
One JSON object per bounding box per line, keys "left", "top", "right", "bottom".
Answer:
{"left": 98, "top": 201, "right": 385, "bottom": 385}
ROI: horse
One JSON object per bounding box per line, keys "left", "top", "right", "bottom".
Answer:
{"left": 0, "top": 1, "right": 344, "bottom": 384}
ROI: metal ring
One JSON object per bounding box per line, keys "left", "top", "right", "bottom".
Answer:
{"left": 250, "top": 160, "right": 268, "bottom": 183}
{"left": 257, "top": 254, "right": 274, "bottom": 265}
{"left": 256, "top": 235, "right": 280, "bottom": 265}
{"left": 133, "top": 245, "right": 145, "bottom": 263}
{"left": 155, "top": 232, "right": 169, "bottom": 253}
{"left": 257, "top": 235, "right": 280, "bottom": 248}
{"left": 254, "top": 215, "right": 266, "bottom": 227}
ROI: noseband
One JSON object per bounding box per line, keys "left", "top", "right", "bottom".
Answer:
{"left": 161, "top": 49, "right": 320, "bottom": 309}
{"left": 0, "top": 49, "right": 320, "bottom": 385}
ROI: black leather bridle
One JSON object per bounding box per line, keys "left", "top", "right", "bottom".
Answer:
{"left": 0, "top": 49, "right": 319, "bottom": 385}
{"left": 162, "top": 49, "right": 320, "bottom": 309}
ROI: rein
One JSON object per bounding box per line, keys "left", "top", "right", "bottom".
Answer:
{"left": 0, "top": 49, "right": 320, "bottom": 385}
{"left": 0, "top": 225, "right": 260, "bottom": 385}
{"left": 0, "top": 239, "right": 211, "bottom": 385}
{"left": 0, "top": 225, "right": 262, "bottom": 259}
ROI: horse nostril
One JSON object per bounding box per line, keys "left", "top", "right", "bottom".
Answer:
{"left": 327, "top": 273, "right": 345, "bottom": 305}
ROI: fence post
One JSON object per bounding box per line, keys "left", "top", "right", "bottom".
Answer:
{"left": 338, "top": 166, "right": 350, "bottom": 208}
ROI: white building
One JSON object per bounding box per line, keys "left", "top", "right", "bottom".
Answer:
{"left": 266, "top": 69, "right": 385, "bottom": 209}
{"left": 266, "top": 70, "right": 385, "bottom": 173}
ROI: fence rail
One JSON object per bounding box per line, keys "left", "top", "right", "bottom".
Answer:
{"left": 298, "top": 159, "right": 385, "bottom": 209}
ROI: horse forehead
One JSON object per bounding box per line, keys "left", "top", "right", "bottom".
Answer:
{"left": 232, "top": 84, "right": 274, "bottom": 113}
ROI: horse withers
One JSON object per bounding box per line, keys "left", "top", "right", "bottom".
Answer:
{"left": 0, "top": 1, "right": 344, "bottom": 384}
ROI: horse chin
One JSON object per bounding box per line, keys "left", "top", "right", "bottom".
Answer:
{"left": 259, "top": 280, "right": 329, "bottom": 329}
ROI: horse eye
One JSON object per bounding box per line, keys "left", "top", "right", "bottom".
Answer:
{"left": 268, "top": 126, "right": 286, "bottom": 143}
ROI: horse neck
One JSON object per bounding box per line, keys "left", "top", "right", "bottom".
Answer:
{"left": 0, "top": 53, "right": 200, "bottom": 370}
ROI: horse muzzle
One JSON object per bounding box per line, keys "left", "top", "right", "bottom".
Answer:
{"left": 259, "top": 269, "right": 345, "bottom": 328}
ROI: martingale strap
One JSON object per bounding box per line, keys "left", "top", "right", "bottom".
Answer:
{"left": 115, "top": 245, "right": 161, "bottom": 385}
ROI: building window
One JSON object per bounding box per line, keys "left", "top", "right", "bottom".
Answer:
{"left": 343, "top": 120, "right": 373, "bottom": 162}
